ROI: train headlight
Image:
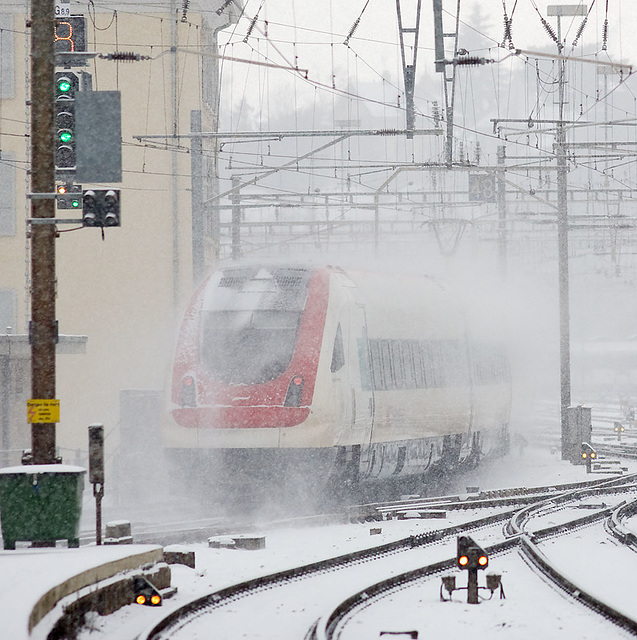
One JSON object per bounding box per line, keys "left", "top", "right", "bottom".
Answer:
{"left": 181, "top": 374, "right": 197, "bottom": 407}
{"left": 284, "top": 375, "right": 304, "bottom": 407}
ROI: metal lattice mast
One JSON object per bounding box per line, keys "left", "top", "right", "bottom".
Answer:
{"left": 395, "top": 0, "right": 422, "bottom": 139}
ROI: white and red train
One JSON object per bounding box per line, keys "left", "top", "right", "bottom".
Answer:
{"left": 163, "top": 263, "right": 511, "bottom": 499}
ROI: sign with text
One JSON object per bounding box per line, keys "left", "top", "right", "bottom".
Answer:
{"left": 55, "top": 0, "right": 70, "bottom": 18}
{"left": 27, "top": 399, "right": 60, "bottom": 424}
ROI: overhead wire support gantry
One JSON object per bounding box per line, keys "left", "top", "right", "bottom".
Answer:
{"left": 395, "top": 0, "right": 422, "bottom": 139}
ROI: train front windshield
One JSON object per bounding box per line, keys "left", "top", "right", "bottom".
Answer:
{"left": 200, "top": 268, "right": 310, "bottom": 385}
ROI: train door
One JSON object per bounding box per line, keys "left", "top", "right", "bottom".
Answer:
{"left": 352, "top": 305, "right": 375, "bottom": 475}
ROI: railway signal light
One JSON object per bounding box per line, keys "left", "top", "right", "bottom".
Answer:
{"left": 614, "top": 422, "right": 625, "bottom": 441}
{"left": 457, "top": 535, "right": 488, "bottom": 571}
{"left": 56, "top": 183, "right": 82, "bottom": 210}
{"left": 82, "top": 189, "right": 121, "bottom": 227}
{"left": 133, "top": 577, "right": 162, "bottom": 607}
{"left": 457, "top": 535, "right": 489, "bottom": 604}
{"left": 55, "top": 71, "right": 79, "bottom": 172}
{"left": 581, "top": 442, "right": 597, "bottom": 473}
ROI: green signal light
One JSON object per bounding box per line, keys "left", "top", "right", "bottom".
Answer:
{"left": 59, "top": 131, "right": 73, "bottom": 143}
{"left": 71, "top": 199, "right": 80, "bottom": 208}
{"left": 58, "top": 80, "right": 72, "bottom": 93}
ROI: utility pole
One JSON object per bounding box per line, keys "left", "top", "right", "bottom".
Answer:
{"left": 30, "top": 0, "right": 58, "bottom": 464}
{"left": 231, "top": 176, "right": 241, "bottom": 260}
{"left": 496, "top": 145, "right": 507, "bottom": 277}
{"left": 548, "top": 4, "right": 587, "bottom": 460}
{"left": 190, "top": 110, "right": 204, "bottom": 282}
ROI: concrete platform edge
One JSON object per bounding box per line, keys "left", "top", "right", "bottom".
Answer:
{"left": 28, "top": 545, "right": 164, "bottom": 633}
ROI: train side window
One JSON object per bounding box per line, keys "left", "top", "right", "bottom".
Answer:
{"left": 380, "top": 340, "right": 394, "bottom": 389}
{"left": 422, "top": 341, "right": 438, "bottom": 387}
{"left": 391, "top": 341, "right": 406, "bottom": 388}
{"left": 369, "top": 340, "right": 381, "bottom": 389}
{"left": 412, "top": 342, "right": 426, "bottom": 388}
{"left": 357, "top": 337, "right": 373, "bottom": 391}
{"left": 331, "top": 324, "right": 346, "bottom": 373}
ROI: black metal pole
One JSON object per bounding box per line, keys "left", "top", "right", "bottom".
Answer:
{"left": 467, "top": 568, "right": 479, "bottom": 604}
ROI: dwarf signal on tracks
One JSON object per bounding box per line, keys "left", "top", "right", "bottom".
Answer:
{"left": 456, "top": 535, "right": 489, "bottom": 604}
{"left": 133, "top": 576, "right": 162, "bottom": 606}
{"left": 614, "top": 422, "right": 626, "bottom": 441}
{"left": 580, "top": 442, "right": 597, "bottom": 473}
{"left": 457, "top": 535, "right": 488, "bottom": 571}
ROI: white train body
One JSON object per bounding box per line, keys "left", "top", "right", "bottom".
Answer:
{"left": 163, "top": 264, "right": 511, "bottom": 489}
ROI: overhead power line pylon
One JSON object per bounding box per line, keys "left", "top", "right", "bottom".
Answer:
{"left": 395, "top": 0, "right": 422, "bottom": 139}
{"left": 432, "top": 0, "right": 460, "bottom": 165}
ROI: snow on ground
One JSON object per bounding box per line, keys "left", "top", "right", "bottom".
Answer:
{"left": 3, "top": 445, "right": 635, "bottom": 640}
{"left": 0, "top": 545, "right": 162, "bottom": 640}
{"left": 76, "top": 446, "right": 637, "bottom": 640}
{"left": 337, "top": 551, "right": 635, "bottom": 640}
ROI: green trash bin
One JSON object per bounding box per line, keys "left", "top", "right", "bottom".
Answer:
{"left": 0, "top": 465, "right": 86, "bottom": 549}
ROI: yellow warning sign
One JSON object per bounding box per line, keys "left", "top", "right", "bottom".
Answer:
{"left": 27, "top": 399, "right": 60, "bottom": 424}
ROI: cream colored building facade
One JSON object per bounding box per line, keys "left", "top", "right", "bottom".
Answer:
{"left": 0, "top": 0, "right": 240, "bottom": 465}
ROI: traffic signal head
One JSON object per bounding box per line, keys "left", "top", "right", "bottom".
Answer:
{"left": 457, "top": 535, "right": 488, "bottom": 570}
{"left": 82, "top": 189, "right": 121, "bottom": 227}
{"left": 55, "top": 72, "right": 79, "bottom": 173}
{"left": 56, "top": 183, "right": 82, "bottom": 210}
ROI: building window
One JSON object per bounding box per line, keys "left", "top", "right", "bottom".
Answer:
{"left": 0, "top": 289, "right": 16, "bottom": 332}
{"left": 0, "top": 16, "right": 14, "bottom": 100}
{"left": 0, "top": 155, "right": 16, "bottom": 236}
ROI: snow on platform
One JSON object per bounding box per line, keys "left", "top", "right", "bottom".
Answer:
{"left": 0, "top": 544, "right": 163, "bottom": 640}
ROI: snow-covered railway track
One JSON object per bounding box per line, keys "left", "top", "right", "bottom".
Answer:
{"left": 311, "top": 474, "right": 637, "bottom": 640}
{"left": 135, "top": 476, "right": 637, "bottom": 640}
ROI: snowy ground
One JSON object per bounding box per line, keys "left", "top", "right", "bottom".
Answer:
{"left": 3, "top": 445, "right": 635, "bottom": 640}
{"left": 82, "top": 447, "right": 637, "bottom": 640}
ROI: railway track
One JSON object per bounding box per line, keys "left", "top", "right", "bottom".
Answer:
{"left": 133, "top": 474, "right": 637, "bottom": 640}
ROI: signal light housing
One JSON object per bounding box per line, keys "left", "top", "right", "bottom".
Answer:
{"left": 55, "top": 71, "right": 80, "bottom": 173}
{"left": 56, "top": 183, "right": 82, "bottom": 210}
{"left": 457, "top": 535, "right": 488, "bottom": 571}
{"left": 580, "top": 442, "right": 597, "bottom": 460}
{"left": 82, "top": 189, "right": 121, "bottom": 227}
{"left": 133, "top": 576, "right": 162, "bottom": 607}
{"left": 581, "top": 442, "right": 597, "bottom": 472}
